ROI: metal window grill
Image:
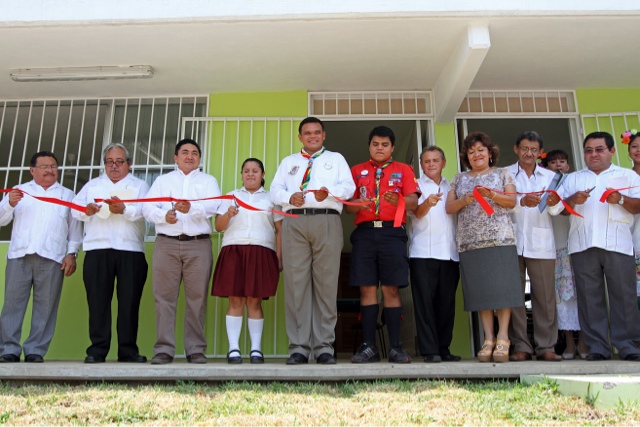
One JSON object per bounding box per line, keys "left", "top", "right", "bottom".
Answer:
{"left": 309, "top": 91, "right": 433, "bottom": 118}
{"left": 0, "top": 95, "right": 208, "bottom": 240}
{"left": 581, "top": 111, "right": 640, "bottom": 167}
{"left": 182, "top": 117, "right": 303, "bottom": 359}
{"left": 458, "top": 91, "right": 577, "bottom": 115}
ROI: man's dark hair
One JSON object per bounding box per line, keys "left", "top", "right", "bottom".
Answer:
{"left": 298, "top": 117, "right": 324, "bottom": 134}
{"left": 583, "top": 131, "right": 614, "bottom": 149}
{"left": 368, "top": 126, "right": 396, "bottom": 146}
{"left": 515, "top": 131, "right": 544, "bottom": 149}
{"left": 30, "top": 151, "right": 58, "bottom": 167}
{"left": 175, "top": 138, "right": 202, "bottom": 156}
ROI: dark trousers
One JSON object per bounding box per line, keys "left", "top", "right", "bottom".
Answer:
{"left": 409, "top": 258, "right": 460, "bottom": 356}
{"left": 571, "top": 248, "right": 640, "bottom": 359}
{"left": 83, "top": 249, "right": 148, "bottom": 358}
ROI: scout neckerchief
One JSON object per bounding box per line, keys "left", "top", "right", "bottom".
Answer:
{"left": 371, "top": 157, "right": 393, "bottom": 216}
{"left": 299, "top": 147, "right": 326, "bottom": 191}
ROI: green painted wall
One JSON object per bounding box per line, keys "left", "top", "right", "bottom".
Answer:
{"left": 577, "top": 89, "right": 640, "bottom": 169}
{"left": 13, "top": 88, "right": 639, "bottom": 361}
{"left": 576, "top": 89, "right": 640, "bottom": 115}
{"left": 432, "top": 122, "right": 472, "bottom": 357}
{"left": 206, "top": 91, "right": 308, "bottom": 356}
{"left": 209, "top": 91, "right": 308, "bottom": 118}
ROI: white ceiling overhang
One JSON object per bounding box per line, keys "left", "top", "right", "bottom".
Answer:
{"left": 2, "top": 3, "right": 640, "bottom": 104}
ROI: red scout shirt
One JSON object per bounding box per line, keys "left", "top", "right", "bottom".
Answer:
{"left": 351, "top": 159, "right": 421, "bottom": 225}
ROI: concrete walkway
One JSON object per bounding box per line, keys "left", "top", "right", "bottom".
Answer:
{"left": 1, "top": 358, "right": 639, "bottom": 382}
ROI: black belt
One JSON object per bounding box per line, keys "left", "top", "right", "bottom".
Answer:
{"left": 158, "top": 233, "right": 211, "bottom": 241}
{"left": 357, "top": 221, "right": 401, "bottom": 229}
{"left": 288, "top": 208, "right": 340, "bottom": 215}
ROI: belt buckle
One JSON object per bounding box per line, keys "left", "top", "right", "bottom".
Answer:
{"left": 373, "top": 221, "right": 383, "bottom": 228}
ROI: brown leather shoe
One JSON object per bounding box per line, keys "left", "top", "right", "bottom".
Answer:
{"left": 538, "top": 351, "right": 562, "bottom": 362}
{"left": 509, "top": 351, "right": 532, "bottom": 362}
{"left": 186, "top": 353, "right": 207, "bottom": 364}
{"left": 150, "top": 353, "right": 173, "bottom": 365}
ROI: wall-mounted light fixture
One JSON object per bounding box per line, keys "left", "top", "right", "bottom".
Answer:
{"left": 10, "top": 65, "right": 154, "bottom": 82}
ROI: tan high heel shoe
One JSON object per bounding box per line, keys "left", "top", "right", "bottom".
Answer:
{"left": 493, "top": 339, "right": 510, "bottom": 363}
{"left": 477, "top": 340, "right": 496, "bottom": 363}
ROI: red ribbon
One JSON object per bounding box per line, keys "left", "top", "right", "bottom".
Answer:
{"left": 472, "top": 186, "right": 582, "bottom": 218}
{"left": 95, "top": 194, "right": 297, "bottom": 218}
{"left": 309, "top": 189, "right": 404, "bottom": 227}
{"left": 599, "top": 186, "right": 640, "bottom": 203}
{"left": 3, "top": 186, "right": 398, "bottom": 223}
{"left": 1, "top": 188, "right": 88, "bottom": 213}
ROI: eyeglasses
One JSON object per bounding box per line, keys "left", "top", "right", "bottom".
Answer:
{"left": 105, "top": 160, "right": 126, "bottom": 167}
{"left": 584, "top": 146, "right": 609, "bottom": 155}
{"left": 34, "top": 164, "right": 58, "bottom": 171}
{"left": 518, "top": 147, "right": 539, "bottom": 154}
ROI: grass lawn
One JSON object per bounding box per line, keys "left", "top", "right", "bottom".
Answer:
{"left": 0, "top": 379, "right": 638, "bottom": 425}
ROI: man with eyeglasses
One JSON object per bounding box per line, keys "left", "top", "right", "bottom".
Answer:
{"left": 72, "top": 143, "right": 149, "bottom": 363}
{"left": 506, "top": 131, "right": 562, "bottom": 362}
{"left": 549, "top": 131, "right": 640, "bottom": 361}
{"left": 0, "top": 151, "right": 82, "bottom": 363}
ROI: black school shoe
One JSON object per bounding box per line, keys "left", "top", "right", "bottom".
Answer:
{"left": 227, "top": 350, "right": 242, "bottom": 364}
{"left": 351, "top": 343, "right": 381, "bottom": 363}
{"left": 250, "top": 350, "right": 264, "bottom": 364}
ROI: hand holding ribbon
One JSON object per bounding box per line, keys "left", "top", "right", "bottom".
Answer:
{"left": 599, "top": 186, "right": 638, "bottom": 204}
{"left": 1, "top": 188, "right": 88, "bottom": 213}
{"left": 472, "top": 186, "right": 582, "bottom": 218}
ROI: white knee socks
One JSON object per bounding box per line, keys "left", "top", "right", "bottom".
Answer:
{"left": 248, "top": 318, "right": 264, "bottom": 353}
{"left": 226, "top": 315, "right": 243, "bottom": 352}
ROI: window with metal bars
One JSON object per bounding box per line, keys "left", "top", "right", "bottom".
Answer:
{"left": 0, "top": 96, "right": 208, "bottom": 241}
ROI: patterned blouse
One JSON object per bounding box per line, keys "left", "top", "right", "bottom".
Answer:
{"left": 450, "top": 167, "right": 517, "bottom": 253}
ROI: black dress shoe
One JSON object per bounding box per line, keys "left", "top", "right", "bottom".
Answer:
{"left": 585, "top": 353, "right": 609, "bottom": 361}
{"left": 316, "top": 353, "right": 337, "bottom": 364}
{"left": 424, "top": 354, "right": 442, "bottom": 363}
{"left": 624, "top": 353, "right": 640, "bottom": 361}
{"left": 286, "top": 352, "right": 308, "bottom": 365}
{"left": 227, "top": 350, "right": 243, "bottom": 364}
{"left": 117, "top": 354, "right": 147, "bottom": 363}
{"left": 441, "top": 354, "right": 462, "bottom": 362}
{"left": 25, "top": 354, "right": 44, "bottom": 363}
{"left": 84, "top": 355, "right": 106, "bottom": 364}
{"left": 250, "top": 350, "right": 264, "bottom": 364}
{"left": 0, "top": 354, "right": 20, "bottom": 363}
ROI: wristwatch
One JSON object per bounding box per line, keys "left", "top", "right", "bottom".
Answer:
{"left": 618, "top": 195, "right": 625, "bottom": 205}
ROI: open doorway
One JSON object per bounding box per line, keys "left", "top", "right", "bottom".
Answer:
{"left": 456, "top": 117, "right": 579, "bottom": 353}
{"left": 457, "top": 118, "right": 578, "bottom": 170}
{"left": 321, "top": 119, "right": 428, "bottom": 356}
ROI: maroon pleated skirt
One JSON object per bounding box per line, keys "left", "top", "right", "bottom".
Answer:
{"left": 211, "top": 244, "right": 280, "bottom": 298}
